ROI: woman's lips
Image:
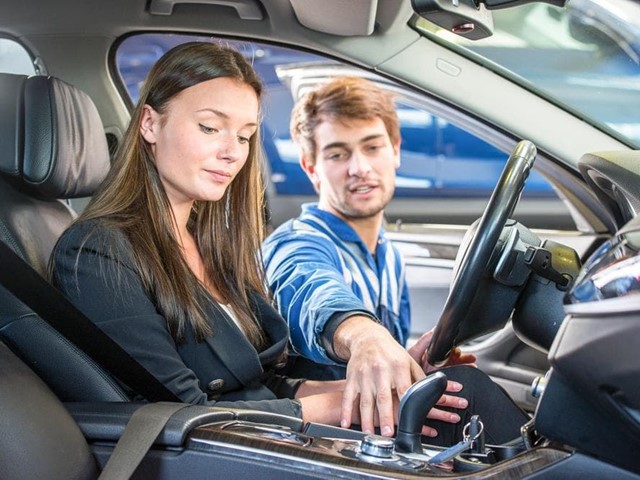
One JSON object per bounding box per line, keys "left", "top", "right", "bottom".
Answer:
{"left": 206, "top": 169, "right": 231, "bottom": 183}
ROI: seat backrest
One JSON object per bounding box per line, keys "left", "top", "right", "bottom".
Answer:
{"left": 0, "top": 73, "right": 130, "bottom": 401}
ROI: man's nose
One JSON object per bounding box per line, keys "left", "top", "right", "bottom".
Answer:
{"left": 348, "top": 151, "right": 372, "bottom": 177}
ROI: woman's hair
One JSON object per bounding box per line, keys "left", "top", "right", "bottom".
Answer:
{"left": 290, "top": 76, "right": 400, "bottom": 163}
{"left": 76, "top": 42, "right": 267, "bottom": 347}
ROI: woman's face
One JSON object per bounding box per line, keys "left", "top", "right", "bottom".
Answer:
{"left": 140, "top": 77, "right": 259, "bottom": 211}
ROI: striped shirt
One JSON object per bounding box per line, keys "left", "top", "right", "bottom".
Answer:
{"left": 262, "top": 203, "right": 410, "bottom": 366}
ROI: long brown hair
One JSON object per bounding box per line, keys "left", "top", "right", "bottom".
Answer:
{"left": 74, "top": 42, "right": 267, "bottom": 347}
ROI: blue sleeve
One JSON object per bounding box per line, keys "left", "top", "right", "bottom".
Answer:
{"left": 399, "top": 270, "right": 412, "bottom": 345}
{"left": 262, "top": 228, "right": 375, "bottom": 365}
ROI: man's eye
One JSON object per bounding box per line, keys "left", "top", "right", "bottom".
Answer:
{"left": 199, "top": 124, "right": 217, "bottom": 134}
{"left": 327, "top": 152, "right": 346, "bottom": 161}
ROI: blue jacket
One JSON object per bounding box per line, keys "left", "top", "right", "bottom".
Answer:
{"left": 262, "top": 203, "right": 411, "bottom": 370}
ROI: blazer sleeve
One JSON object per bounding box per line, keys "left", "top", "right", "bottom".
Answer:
{"left": 51, "top": 222, "right": 302, "bottom": 418}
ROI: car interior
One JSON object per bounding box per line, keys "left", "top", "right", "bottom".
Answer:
{"left": 1, "top": 0, "right": 639, "bottom": 479}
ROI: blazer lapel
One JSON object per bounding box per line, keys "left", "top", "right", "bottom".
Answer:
{"left": 202, "top": 293, "right": 291, "bottom": 386}
{"left": 203, "top": 302, "right": 262, "bottom": 386}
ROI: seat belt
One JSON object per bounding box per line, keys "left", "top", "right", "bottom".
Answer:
{"left": 0, "top": 239, "right": 182, "bottom": 403}
{"left": 98, "top": 402, "right": 189, "bottom": 480}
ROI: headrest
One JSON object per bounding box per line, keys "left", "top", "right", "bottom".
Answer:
{"left": 0, "top": 73, "right": 110, "bottom": 198}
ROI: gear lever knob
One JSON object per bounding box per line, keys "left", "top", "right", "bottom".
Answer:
{"left": 395, "top": 372, "right": 448, "bottom": 454}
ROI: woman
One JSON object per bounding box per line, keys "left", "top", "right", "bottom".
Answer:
{"left": 50, "top": 42, "right": 345, "bottom": 423}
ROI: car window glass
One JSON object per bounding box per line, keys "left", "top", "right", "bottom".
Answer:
{"left": 0, "top": 38, "right": 35, "bottom": 75}
{"left": 115, "top": 34, "right": 569, "bottom": 229}
{"left": 412, "top": 0, "right": 640, "bottom": 148}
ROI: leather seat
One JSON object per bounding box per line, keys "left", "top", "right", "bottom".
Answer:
{"left": 0, "top": 339, "right": 98, "bottom": 479}
{"left": 0, "top": 73, "right": 129, "bottom": 401}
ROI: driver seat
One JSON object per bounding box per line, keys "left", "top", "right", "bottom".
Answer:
{"left": 0, "top": 72, "right": 129, "bottom": 401}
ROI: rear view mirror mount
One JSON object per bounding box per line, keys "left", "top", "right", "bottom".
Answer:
{"left": 411, "top": 0, "right": 568, "bottom": 40}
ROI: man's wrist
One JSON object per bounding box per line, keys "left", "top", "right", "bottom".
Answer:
{"left": 332, "top": 313, "right": 387, "bottom": 361}
{"left": 321, "top": 311, "right": 378, "bottom": 363}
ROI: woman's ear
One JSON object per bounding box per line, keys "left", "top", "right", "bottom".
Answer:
{"left": 139, "top": 105, "right": 158, "bottom": 144}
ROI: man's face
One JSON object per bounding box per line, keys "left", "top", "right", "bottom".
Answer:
{"left": 302, "top": 117, "right": 400, "bottom": 222}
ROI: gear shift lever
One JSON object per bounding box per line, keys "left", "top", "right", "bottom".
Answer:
{"left": 395, "top": 372, "right": 448, "bottom": 454}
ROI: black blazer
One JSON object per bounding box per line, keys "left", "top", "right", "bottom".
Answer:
{"left": 52, "top": 220, "right": 303, "bottom": 418}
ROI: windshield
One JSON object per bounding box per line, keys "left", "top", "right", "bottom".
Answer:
{"left": 411, "top": 0, "right": 640, "bottom": 148}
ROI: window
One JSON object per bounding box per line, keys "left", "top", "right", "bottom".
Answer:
{"left": 413, "top": 0, "right": 640, "bottom": 147}
{"left": 115, "top": 34, "right": 567, "bottom": 229}
{"left": 0, "top": 38, "right": 35, "bottom": 75}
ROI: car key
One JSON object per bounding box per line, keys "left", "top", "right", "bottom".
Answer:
{"left": 427, "top": 418, "right": 484, "bottom": 465}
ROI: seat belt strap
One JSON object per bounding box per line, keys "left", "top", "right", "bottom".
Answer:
{"left": 98, "top": 402, "right": 188, "bottom": 480}
{"left": 0, "top": 239, "right": 181, "bottom": 403}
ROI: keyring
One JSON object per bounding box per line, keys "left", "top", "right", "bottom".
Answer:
{"left": 462, "top": 419, "right": 484, "bottom": 441}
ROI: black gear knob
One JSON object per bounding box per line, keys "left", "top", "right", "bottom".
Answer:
{"left": 395, "top": 372, "right": 448, "bottom": 454}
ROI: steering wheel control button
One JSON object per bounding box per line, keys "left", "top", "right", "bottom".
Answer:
{"left": 361, "top": 435, "right": 395, "bottom": 458}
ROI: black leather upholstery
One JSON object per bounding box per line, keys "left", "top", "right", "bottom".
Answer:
{"left": 0, "top": 73, "right": 129, "bottom": 402}
{"left": 0, "top": 340, "right": 98, "bottom": 480}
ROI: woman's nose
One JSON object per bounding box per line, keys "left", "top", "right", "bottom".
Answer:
{"left": 218, "top": 134, "right": 242, "bottom": 162}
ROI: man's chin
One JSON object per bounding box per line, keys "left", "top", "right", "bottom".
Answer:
{"left": 339, "top": 203, "right": 386, "bottom": 221}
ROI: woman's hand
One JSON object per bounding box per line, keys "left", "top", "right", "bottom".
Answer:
{"left": 407, "top": 329, "right": 477, "bottom": 374}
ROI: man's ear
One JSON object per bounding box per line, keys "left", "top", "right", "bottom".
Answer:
{"left": 139, "top": 104, "right": 159, "bottom": 144}
{"left": 300, "top": 154, "right": 315, "bottom": 179}
{"left": 300, "top": 155, "right": 320, "bottom": 192}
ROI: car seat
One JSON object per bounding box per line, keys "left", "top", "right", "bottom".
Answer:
{"left": 0, "top": 72, "right": 130, "bottom": 401}
{"left": 0, "top": 338, "right": 98, "bottom": 479}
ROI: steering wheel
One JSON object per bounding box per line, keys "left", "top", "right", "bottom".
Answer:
{"left": 427, "top": 140, "right": 538, "bottom": 365}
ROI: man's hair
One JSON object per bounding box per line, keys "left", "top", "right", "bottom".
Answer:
{"left": 290, "top": 76, "right": 400, "bottom": 163}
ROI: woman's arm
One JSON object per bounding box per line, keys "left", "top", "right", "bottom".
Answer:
{"left": 295, "top": 379, "right": 345, "bottom": 397}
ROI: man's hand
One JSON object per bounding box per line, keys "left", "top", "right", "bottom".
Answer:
{"left": 334, "top": 316, "right": 424, "bottom": 437}
{"left": 334, "top": 320, "right": 477, "bottom": 438}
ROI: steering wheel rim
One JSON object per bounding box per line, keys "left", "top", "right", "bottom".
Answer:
{"left": 427, "top": 140, "right": 538, "bottom": 366}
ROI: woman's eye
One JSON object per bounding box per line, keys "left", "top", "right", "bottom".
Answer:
{"left": 238, "top": 136, "right": 250, "bottom": 144}
{"left": 199, "top": 124, "right": 217, "bottom": 134}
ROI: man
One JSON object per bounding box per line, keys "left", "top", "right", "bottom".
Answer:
{"left": 262, "top": 77, "right": 527, "bottom": 444}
